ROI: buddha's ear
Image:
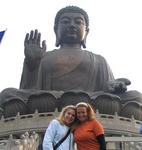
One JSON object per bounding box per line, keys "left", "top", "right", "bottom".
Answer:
{"left": 55, "top": 35, "right": 60, "bottom": 47}
{"left": 82, "top": 28, "right": 89, "bottom": 48}
{"left": 54, "top": 29, "right": 61, "bottom": 47}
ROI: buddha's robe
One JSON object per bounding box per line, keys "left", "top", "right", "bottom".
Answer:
{"left": 20, "top": 49, "right": 114, "bottom": 92}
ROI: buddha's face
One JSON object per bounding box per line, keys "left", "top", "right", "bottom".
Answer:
{"left": 56, "top": 12, "right": 88, "bottom": 45}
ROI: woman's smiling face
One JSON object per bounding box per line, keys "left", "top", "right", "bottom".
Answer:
{"left": 76, "top": 106, "right": 88, "bottom": 123}
{"left": 64, "top": 108, "right": 76, "bottom": 125}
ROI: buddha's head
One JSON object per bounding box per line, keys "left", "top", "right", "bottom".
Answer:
{"left": 54, "top": 6, "right": 89, "bottom": 48}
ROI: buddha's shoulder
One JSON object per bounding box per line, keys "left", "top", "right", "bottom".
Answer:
{"left": 42, "top": 49, "right": 105, "bottom": 60}
{"left": 83, "top": 50, "right": 105, "bottom": 58}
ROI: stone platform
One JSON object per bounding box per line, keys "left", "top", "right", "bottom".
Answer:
{"left": 0, "top": 110, "right": 142, "bottom": 149}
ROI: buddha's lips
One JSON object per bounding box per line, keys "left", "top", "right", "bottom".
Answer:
{"left": 67, "top": 27, "right": 77, "bottom": 33}
{"left": 66, "top": 30, "right": 78, "bottom": 37}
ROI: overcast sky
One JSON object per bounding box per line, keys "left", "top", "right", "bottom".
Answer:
{"left": 0, "top": 0, "right": 142, "bottom": 93}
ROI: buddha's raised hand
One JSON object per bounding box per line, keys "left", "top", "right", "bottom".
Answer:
{"left": 24, "top": 29, "right": 46, "bottom": 60}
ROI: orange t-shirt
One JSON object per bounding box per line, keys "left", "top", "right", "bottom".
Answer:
{"left": 74, "top": 119, "right": 104, "bottom": 150}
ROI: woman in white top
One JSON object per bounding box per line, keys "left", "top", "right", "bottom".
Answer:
{"left": 42, "top": 105, "right": 76, "bottom": 150}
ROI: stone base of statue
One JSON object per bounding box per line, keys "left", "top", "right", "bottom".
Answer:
{"left": 0, "top": 89, "right": 142, "bottom": 120}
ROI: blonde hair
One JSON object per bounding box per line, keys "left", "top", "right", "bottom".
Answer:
{"left": 76, "top": 102, "right": 96, "bottom": 120}
{"left": 58, "top": 105, "right": 76, "bottom": 125}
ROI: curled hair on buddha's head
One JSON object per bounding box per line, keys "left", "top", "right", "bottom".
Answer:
{"left": 54, "top": 5, "right": 89, "bottom": 31}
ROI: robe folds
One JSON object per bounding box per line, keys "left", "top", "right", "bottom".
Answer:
{"left": 20, "top": 49, "right": 114, "bottom": 92}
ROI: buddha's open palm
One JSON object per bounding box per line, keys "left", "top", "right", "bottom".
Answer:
{"left": 24, "top": 29, "right": 46, "bottom": 60}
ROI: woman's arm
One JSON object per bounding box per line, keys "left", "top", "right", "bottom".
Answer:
{"left": 42, "top": 120, "right": 57, "bottom": 150}
{"left": 96, "top": 134, "right": 106, "bottom": 150}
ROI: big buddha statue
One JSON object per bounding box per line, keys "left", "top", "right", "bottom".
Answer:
{"left": 0, "top": 6, "right": 142, "bottom": 120}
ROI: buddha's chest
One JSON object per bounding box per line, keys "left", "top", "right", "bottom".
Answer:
{"left": 45, "top": 52, "right": 90, "bottom": 77}
{"left": 51, "top": 52, "right": 90, "bottom": 75}
{"left": 55, "top": 54, "right": 80, "bottom": 70}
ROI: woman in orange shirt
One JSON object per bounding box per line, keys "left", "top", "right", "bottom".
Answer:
{"left": 74, "top": 102, "right": 106, "bottom": 150}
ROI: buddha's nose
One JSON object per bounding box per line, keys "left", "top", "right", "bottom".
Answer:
{"left": 69, "top": 20, "right": 76, "bottom": 27}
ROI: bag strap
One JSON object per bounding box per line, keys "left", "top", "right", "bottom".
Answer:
{"left": 54, "top": 128, "right": 71, "bottom": 150}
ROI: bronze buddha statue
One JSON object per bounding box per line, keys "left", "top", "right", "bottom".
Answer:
{"left": 0, "top": 6, "right": 142, "bottom": 120}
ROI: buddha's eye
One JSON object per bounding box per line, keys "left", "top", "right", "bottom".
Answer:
{"left": 75, "top": 17, "right": 85, "bottom": 25}
{"left": 75, "top": 19, "right": 84, "bottom": 25}
{"left": 61, "top": 19, "right": 70, "bottom": 24}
